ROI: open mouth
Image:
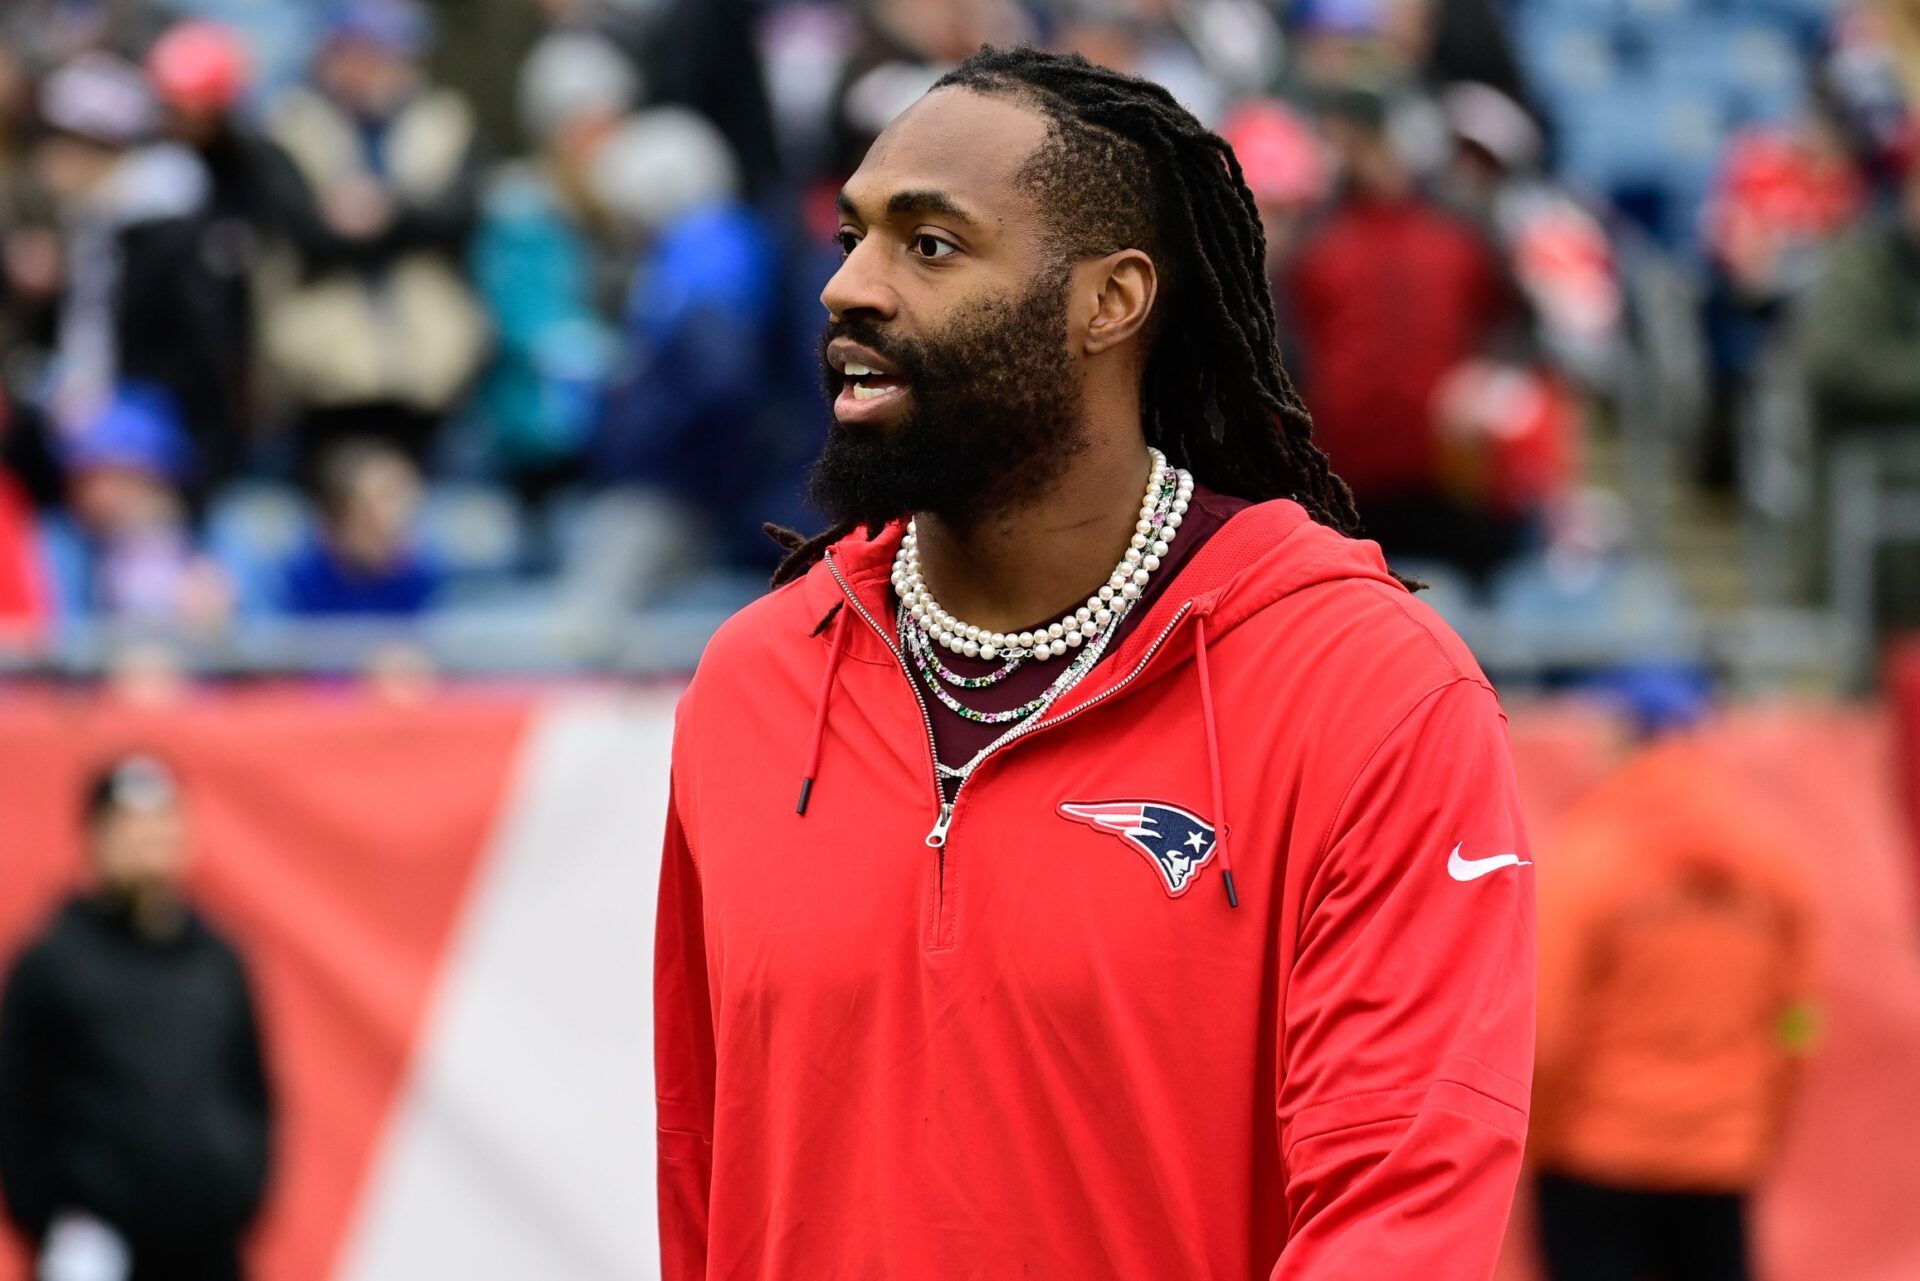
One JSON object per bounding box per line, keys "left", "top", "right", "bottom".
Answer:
{"left": 841, "top": 361, "right": 908, "bottom": 402}
{"left": 831, "top": 349, "right": 913, "bottom": 424}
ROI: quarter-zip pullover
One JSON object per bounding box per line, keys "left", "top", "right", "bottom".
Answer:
{"left": 655, "top": 499, "right": 1535, "bottom": 1280}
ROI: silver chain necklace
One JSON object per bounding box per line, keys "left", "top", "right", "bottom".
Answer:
{"left": 892, "top": 451, "right": 1194, "bottom": 751}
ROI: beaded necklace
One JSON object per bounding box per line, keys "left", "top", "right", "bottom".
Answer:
{"left": 891, "top": 449, "right": 1195, "bottom": 733}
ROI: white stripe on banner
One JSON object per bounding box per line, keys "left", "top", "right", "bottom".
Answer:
{"left": 337, "top": 693, "right": 679, "bottom": 1281}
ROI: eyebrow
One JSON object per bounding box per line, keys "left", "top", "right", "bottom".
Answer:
{"left": 837, "top": 187, "right": 981, "bottom": 229}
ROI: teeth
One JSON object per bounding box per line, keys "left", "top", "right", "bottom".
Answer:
{"left": 843, "top": 362, "right": 879, "bottom": 376}
{"left": 850, "top": 383, "right": 898, "bottom": 401}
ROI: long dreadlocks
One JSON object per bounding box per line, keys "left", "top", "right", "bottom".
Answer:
{"left": 770, "top": 44, "right": 1363, "bottom": 588}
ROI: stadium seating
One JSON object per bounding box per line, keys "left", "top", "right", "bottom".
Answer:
{"left": 418, "top": 482, "right": 529, "bottom": 585}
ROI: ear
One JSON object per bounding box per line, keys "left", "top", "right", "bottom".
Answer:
{"left": 1081, "top": 249, "right": 1157, "bottom": 358}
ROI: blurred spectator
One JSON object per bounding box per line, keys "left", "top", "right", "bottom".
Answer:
{"left": 0, "top": 0, "right": 113, "bottom": 71}
{"left": 585, "top": 107, "right": 787, "bottom": 592}
{"left": 1825, "top": 4, "right": 1912, "bottom": 190}
{"left": 1532, "top": 675, "right": 1817, "bottom": 1281}
{"left": 259, "top": 0, "right": 485, "bottom": 479}
{"left": 634, "top": 0, "right": 784, "bottom": 201}
{"left": 466, "top": 30, "right": 637, "bottom": 500}
{"left": 1288, "top": 0, "right": 1409, "bottom": 95}
{"left": 1413, "top": 0, "right": 1532, "bottom": 111}
{"left": 0, "top": 38, "right": 52, "bottom": 367}
{"left": 1700, "top": 89, "right": 1864, "bottom": 487}
{"left": 1439, "top": 80, "right": 1623, "bottom": 392}
{"left": 1796, "top": 131, "right": 1920, "bottom": 628}
{"left": 828, "top": 0, "right": 1032, "bottom": 172}
{"left": 525, "top": 0, "right": 781, "bottom": 199}
{"left": 1430, "top": 355, "right": 1579, "bottom": 532}
{"left": 1052, "top": 0, "right": 1286, "bottom": 126}
{"left": 1285, "top": 84, "right": 1527, "bottom": 580}
{"left": 0, "top": 403, "right": 47, "bottom": 648}
{"left": 144, "top": 20, "right": 314, "bottom": 486}
{"left": 0, "top": 755, "right": 273, "bottom": 1281}
{"left": 1289, "top": 0, "right": 1531, "bottom": 110}
{"left": 1221, "top": 98, "right": 1329, "bottom": 378}
{"left": 37, "top": 384, "right": 233, "bottom": 630}
{"left": 1800, "top": 140, "right": 1920, "bottom": 430}
{"left": 283, "top": 438, "right": 437, "bottom": 616}
{"left": 1222, "top": 98, "right": 1330, "bottom": 274}
{"left": 29, "top": 52, "right": 240, "bottom": 491}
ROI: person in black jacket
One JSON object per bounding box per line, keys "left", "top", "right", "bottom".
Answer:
{"left": 0, "top": 755, "right": 272, "bottom": 1281}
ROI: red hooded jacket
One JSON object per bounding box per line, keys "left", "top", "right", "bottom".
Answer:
{"left": 655, "top": 499, "right": 1535, "bottom": 1279}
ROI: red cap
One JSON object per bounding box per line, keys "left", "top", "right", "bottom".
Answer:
{"left": 1220, "top": 100, "right": 1329, "bottom": 208}
{"left": 147, "top": 21, "right": 252, "bottom": 114}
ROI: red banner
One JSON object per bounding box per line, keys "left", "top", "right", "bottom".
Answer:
{"left": 0, "top": 689, "right": 531, "bottom": 1281}
{"left": 0, "top": 689, "right": 1914, "bottom": 1281}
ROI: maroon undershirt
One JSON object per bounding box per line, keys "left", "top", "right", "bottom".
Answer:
{"left": 890, "top": 482, "right": 1250, "bottom": 797}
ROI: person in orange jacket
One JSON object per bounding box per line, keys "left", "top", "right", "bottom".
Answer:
{"left": 1532, "top": 670, "right": 1818, "bottom": 1281}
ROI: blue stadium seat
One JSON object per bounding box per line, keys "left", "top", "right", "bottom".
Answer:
{"left": 1388, "top": 559, "right": 1480, "bottom": 626}
{"left": 204, "top": 482, "right": 314, "bottom": 616}
{"left": 418, "top": 482, "right": 527, "bottom": 582}
{"left": 1521, "top": 0, "right": 1816, "bottom": 250}
{"left": 1490, "top": 550, "right": 1695, "bottom": 640}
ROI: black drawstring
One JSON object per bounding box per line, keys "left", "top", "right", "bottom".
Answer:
{"left": 797, "top": 605, "right": 849, "bottom": 815}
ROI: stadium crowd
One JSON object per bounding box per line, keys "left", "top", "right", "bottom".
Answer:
{"left": 0, "top": 9, "right": 1909, "bottom": 1280}
{"left": 0, "top": 0, "right": 1912, "bottom": 683}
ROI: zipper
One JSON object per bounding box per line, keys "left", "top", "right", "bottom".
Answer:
{"left": 826, "top": 552, "right": 1195, "bottom": 825}
{"left": 927, "top": 803, "right": 955, "bottom": 848}
{"left": 823, "top": 550, "right": 1199, "bottom": 943}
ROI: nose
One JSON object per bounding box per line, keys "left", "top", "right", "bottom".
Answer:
{"left": 820, "top": 236, "right": 898, "bottom": 322}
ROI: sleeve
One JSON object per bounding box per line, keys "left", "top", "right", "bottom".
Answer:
{"left": 1801, "top": 234, "right": 1920, "bottom": 422}
{"left": 227, "top": 955, "right": 275, "bottom": 1228}
{"left": 385, "top": 134, "right": 483, "bottom": 256}
{"left": 0, "top": 946, "right": 61, "bottom": 1237}
{"left": 1531, "top": 822, "right": 1611, "bottom": 1098}
{"left": 1272, "top": 678, "right": 1536, "bottom": 1281}
{"left": 654, "top": 781, "right": 716, "bottom": 1281}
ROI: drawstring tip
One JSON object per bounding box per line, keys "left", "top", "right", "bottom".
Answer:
{"left": 1221, "top": 870, "right": 1239, "bottom": 909}
{"left": 796, "top": 777, "right": 814, "bottom": 816}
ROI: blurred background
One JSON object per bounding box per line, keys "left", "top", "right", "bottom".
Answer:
{"left": 0, "top": 0, "right": 1915, "bottom": 1278}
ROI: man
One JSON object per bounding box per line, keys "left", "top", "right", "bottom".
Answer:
{"left": 28, "top": 52, "right": 229, "bottom": 496}
{"left": 146, "top": 19, "right": 316, "bottom": 490}
{"left": 655, "top": 47, "right": 1535, "bottom": 1280}
{"left": 0, "top": 756, "right": 273, "bottom": 1281}
{"left": 1532, "top": 674, "right": 1816, "bottom": 1281}
{"left": 261, "top": 0, "right": 485, "bottom": 478}
{"left": 1285, "top": 85, "right": 1524, "bottom": 581}
{"left": 1797, "top": 143, "right": 1920, "bottom": 626}
{"left": 282, "top": 437, "right": 438, "bottom": 616}
{"left": 38, "top": 384, "right": 234, "bottom": 629}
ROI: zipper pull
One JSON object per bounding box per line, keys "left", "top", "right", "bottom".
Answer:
{"left": 926, "top": 803, "right": 955, "bottom": 848}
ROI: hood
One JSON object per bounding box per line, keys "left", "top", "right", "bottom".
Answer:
{"left": 805, "top": 497, "right": 1405, "bottom": 669}
{"left": 792, "top": 499, "right": 1408, "bottom": 908}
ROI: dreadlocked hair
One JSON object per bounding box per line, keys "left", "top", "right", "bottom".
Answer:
{"left": 771, "top": 44, "right": 1368, "bottom": 590}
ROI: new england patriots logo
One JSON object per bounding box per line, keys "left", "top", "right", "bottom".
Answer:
{"left": 1060, "top": 800, "right": 1218, "bottom": 898}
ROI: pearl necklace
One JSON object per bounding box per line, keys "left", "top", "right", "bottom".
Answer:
{"left": 890, "top": 449, "right": 1194, "bottom": 729}
{"left": 890, "top": 448, "right": 1193, "bottom": 666}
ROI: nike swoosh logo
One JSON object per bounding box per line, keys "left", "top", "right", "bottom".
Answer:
{"left": 1447, "top": 843, "right": 1532, "bottom": 882}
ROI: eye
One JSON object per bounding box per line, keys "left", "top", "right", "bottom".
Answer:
{"left": 835, "top": 229, "right": 861, "bottom": 258}
{"left": 909, "top": 232, "right": 958, "bottom": 261}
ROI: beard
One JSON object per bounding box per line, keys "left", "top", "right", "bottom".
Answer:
{"left": 808, "top": 268, "right": 1088, "bottom": 536}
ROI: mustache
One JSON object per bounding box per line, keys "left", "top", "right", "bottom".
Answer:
{"left": 819, "top": 319, "right": 916, "bottom": 388}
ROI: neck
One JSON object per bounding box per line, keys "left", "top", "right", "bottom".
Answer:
{"left": 912, "top": 431, "right": 1154, "bottom": 635}
{"left": 98, "top": 883, "right": 187, "bottom": 942}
